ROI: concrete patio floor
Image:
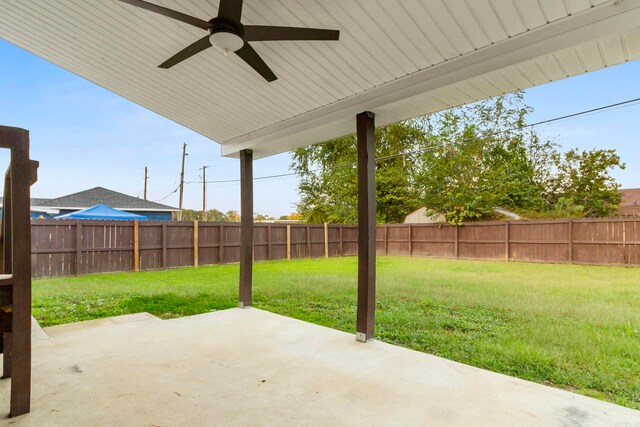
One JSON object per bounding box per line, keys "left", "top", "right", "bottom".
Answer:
{"left": 0, "top": 309, "right": 638, "bottom": 426}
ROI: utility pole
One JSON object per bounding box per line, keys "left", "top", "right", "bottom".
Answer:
{"left": 178, "top": 143, "right": 188, "bottom": 221}
{"left": 143, "top": 166, "right": 148, "bottom": 200}
{"left": 201, "top": 165, "right": 209, "bottom": 221}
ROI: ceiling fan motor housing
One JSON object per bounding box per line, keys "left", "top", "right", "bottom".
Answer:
{"left": 208, "top": 17, "right": 245, "bottom": 53}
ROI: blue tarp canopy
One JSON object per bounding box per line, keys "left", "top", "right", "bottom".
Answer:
{"left": 55, "top": 204, "right": 147, "bottom": 221}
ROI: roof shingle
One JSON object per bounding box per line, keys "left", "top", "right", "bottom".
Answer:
{"left": 36, "top": 187, "right": 177, "bottom": 211}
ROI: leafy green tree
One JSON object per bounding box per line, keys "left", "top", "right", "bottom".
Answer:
{"left": 254, "top": 213, "right": 276, "bottom": 221}
{"left": 291, "top": 92, "right": 625, "bottom": 224}
{"left": 416, "top": 93, "right": 550, "bottom": 223}
{"left": 291, "top": 121, "right": 424, "bottom": 223}
{"left": 206, "top": 209, "right": 229, "bottom": 222}
{"left": 225, "top": 210, "right": 241, "bottom": 222}
{"left": 551, "top": 148, "right": 624, "bottom": 217}
{"left": 176, "top": 208, "right": 230, "bottom": 221}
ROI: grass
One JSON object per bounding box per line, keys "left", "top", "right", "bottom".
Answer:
{"left": 33, "top": 256, "right": 640, "bottom": 410}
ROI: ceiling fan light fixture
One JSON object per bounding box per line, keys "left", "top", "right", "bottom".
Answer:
{"left": 209, "top": 30, "right": 244, "bottom": 55}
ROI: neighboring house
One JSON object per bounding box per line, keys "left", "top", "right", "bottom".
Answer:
{"left": 619, "top": 188, "right": 640, "bottom": 217}
{"left": 404, "top": 207, "right": 522, "bottom": 224}
{"left": 0, "top": 187, "right": 178, "bottom": 220}
{"left": 404, "top": 207, "right": 446, "bottom": 224}
{"left": 0, "top": 198, "right": 59, "bottom": 219}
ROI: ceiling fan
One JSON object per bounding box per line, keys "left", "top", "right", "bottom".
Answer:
{"left": 118, "top": 0, "right": 340, "bottom": 82}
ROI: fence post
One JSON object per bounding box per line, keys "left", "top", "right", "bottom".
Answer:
{"left": 133, "top": 219, "right": 139, "bottom": 272}
{"left": 324, "top": 223, "right": 329, "bottom": 258}
{"left": 385, "top": 225, "right": 389, "bottom": 256}
{"left": 568, "top": 220, "right": 573, "bottom": 264}
{"left": 455, "top": 224, "right": 459, "bottom": 259}
{"left": 306, "top": 224, "right": 311, "bottom": 258}
{"left": 219, "top": 224, "right": 224, "bottom": 264}
{"left": 408, "top": 224, "right": 413, "bottom": 257}
{"left": 286, "top": 224, "right": 291, "bottom": 260}
{"left": 76, "top": 221, "right": 82, "bottom": 275}
{"left": 339, "top": 225, "right": 343, "bottom": 256}
{"left": 267, "top": 224, "right": 272, "bottom": 261}
{"left": 161, "top": 223, "right": 167, "bottom": 268}
{"left": 505, "top": 221, "right": 510, "bottom": 262}
{"left": 193, "top": 220, "right": 199, "bottom": 268}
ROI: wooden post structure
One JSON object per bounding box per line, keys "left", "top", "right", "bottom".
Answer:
{"left": 143, "top": 166, "right": 148, "bottom": 200}
{"left": 267, "top": 224, "right": 272, "bottom": 261}
{"left": 324, "top": 223, "right": 329, "bottom": 258}
{"left": 219, "top": 224, "right": 225, "bottom": 264}
{"left": 0, "top": 126, "right": 35, "bottom": 416}
{"left": 384, "top": 225, "right": 389, "bottom": 256}
{"left": 239, "top": 149, "right": 253, "bottom": 308}
{"left": 76, "top": 222, "right": 82, "bottom": 275}
{"left": 339, "top": 225, "right": 343, "bottom": 256}
{"left": 454, "top": 224, "right": 459, "bottom": 259}
{"left": 286, "top": 225, "right": 291, "bottom": 260}
{"left": 568, "top": 220, "right": 573, "bottom": 264}
{"left": 133, "top": 220, "right": 140, "bottom": 272}
{"left": 408, "top": 224, "right": 413, "bottom": 257}
{"left": 1, "top": 165, "right": 12, "bottom": 382}
{"left": 193, "top": 220, "right": 199, "bottom": 268}
{"left": 161, "top": 223, "right": 167, "bottom": 268}
{"left": 356, "top": 111, "right": 376, "bottom": 343}
{"left": 306, "top": 225, "right": 311, "bottom": 258}
{"left": 505, "top": 221, "right": 510, "bottom": 261}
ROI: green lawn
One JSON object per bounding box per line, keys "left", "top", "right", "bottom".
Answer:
{"left": 33, "top": 256, "right": 640, "bottom": 410}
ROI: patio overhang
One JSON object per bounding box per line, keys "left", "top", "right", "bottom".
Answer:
{"left": 1, "top": 1, "right": 639, "bottom": 159}
{"left": 2, "top": 0, "right": 640, "bottom": 418}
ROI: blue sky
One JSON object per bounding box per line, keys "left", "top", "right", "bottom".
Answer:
{"left": 1, "top": 38, "right": 639, "bottom": 216}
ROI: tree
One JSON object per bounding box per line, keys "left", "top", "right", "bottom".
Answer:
{"left": 254, "top": 213, "right": 276, "bottom": 221}
{"left": 291, "top": 92, "right": 625, "bottom": 224}
{"left": 291, "top": 121, "right": 424, "bottom": 223}
{"left": 278, "top": 212, "right": 302, "bottom": 220}
{"left": 206, "top": 209, "right": 229, "bottom": 222}
{"left": 416, "top": 93, "right": 551, "bottom": 223}
{"left": 175, "top": 208, "right": 231, "bottom": 222}
{"left": 551, "top": 149, "right": 624, "bottom": 217}
{"left": 226, "top": 210, "right": 241, "bottom": 222}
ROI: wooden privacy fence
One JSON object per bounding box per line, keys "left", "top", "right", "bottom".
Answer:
{"left": 378, "top": 218, "right": 640, "bottom": 266}
{"left": 30, "top": 217, "right": 640, "bottom": 278}
{"left": 31, "top": 220, "right": 359, "bottom": 278}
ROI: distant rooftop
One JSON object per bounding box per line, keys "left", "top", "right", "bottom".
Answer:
{"left": 0, "top": 187, "right": 178, "bottom": 212}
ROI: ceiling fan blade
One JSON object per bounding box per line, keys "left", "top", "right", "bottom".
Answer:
{"left": 159, "top": 35, "right": 212, "bottom": 69}
{"left": 217, "top": 0, "right": 244, "bottom": 22}
{"left": 235, "top": 43, "right": 277, "bottom": 82}
{"left": 117, "top": 0, "right": 210, "bottom": 30}
{"left": 244, "top": 26, "right": 340, "bottom": 42}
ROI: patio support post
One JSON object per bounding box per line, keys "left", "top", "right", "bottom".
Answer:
{"left": 356, "top": 111, "right": 376, "bottom": 343}
{"left": 2, "top": 127, "right": 33, "bottom": 416}
{"left": 239, "top": 149, "right": 253, "bottom": 308}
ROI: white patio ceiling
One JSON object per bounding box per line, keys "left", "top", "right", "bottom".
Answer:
{"left": 1, "top": 0, "right": 639, "bottom": 158}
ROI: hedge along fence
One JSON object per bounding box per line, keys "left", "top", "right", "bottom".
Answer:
{"left": 30, "top": 217, "right": 640, "bottom": 278}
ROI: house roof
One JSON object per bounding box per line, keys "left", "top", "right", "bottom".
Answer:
{"left": 1, "top": 1, "right": 639, "bottom": 158}
{"left": 0, "top": 198, "right": 50, "bottom": 206}
{"left": 620, "top": 188, "right": 640, "bottom": 206}
{"left": 36, "top": 187, "right": 178, "bottom": 212}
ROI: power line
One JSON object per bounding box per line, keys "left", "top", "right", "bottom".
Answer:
{"left": 178, "top": 95, "right": 640, "bottom": 186}
{"left": 525, "top": 96, "right": 640, "bottom": 128}
{"left": 152, "top": 183, "right": 180, "bottom": 202}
